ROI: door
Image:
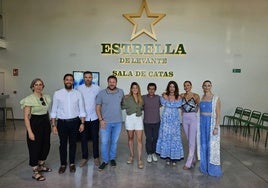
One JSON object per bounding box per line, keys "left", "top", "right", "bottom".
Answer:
{"left": 0, "top": 72, "right": 4, "bottom": 94}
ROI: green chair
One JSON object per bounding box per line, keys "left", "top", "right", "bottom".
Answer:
{"left": 234, "top": 108, "right": 251, "bottom": 134}
{"left": 241, "top": 110, "right": 261, "bottom": 137}
{"left": 252, "top": 113, "right": 268, "bottom": 148}
{"left": 222, "top": 107, "right": 243, "bottom": 129}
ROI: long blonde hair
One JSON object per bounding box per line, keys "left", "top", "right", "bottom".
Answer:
{"left": 130, "top": 82, "right": 143, "bottom": 106}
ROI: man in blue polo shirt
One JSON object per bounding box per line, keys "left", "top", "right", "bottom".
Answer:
{"left": 96, "top": 75, "right": 124, "bottom": 171}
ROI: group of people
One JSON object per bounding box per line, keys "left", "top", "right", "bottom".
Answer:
{"left": 20, "top": 72, "right": 222, "bottom": 181}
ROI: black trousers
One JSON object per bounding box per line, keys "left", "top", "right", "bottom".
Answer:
{"left": 80, "top": 119, "right": 100, "bottom": 159}
{"left": 57, "top": 117, "right": 80, "bottom": 165}
{"left": 27, "top": 114, "right": 51, "bottom": 167}
{"left": 144, "top": 122, "right": 160, "bottom": 154}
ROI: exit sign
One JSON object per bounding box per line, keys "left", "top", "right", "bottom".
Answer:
{"left": 232, "top": 69, "right": 241, "bottom": 73}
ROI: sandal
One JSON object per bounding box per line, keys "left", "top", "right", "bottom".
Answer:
{"left": 32, "top": 172, "right": 45, "bottom": 181}
{"left": 183, "top": 166, "right": 190, "bottom": 170}
{"left": 38, "top": 163, "right": 52, "bottom": 172}
{"left": 138, "top": 160, "right": 144, "bottom": 169}
{"left": 127, "top": 156, "right": 134, "bottom": 164}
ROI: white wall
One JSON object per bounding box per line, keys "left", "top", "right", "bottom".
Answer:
{"left": 0, "top": 0, "right": 268, "bottom": 119}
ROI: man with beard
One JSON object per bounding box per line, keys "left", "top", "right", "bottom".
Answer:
{"left": 96, "top": 75, "right": 124, "bottom": 171}
{"left": 77, "top": 71, "right": 101, "bottom": 167}
{"left": 51, "top": 73, "right": 86, "bottom": 174}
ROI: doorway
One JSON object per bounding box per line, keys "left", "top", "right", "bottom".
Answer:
{"left": 0, "top": 72, "right": 5, "bottom": 94}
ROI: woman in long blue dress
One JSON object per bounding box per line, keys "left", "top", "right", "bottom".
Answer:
{"left": 156, "top": 81, "right": 184, "bottom": 166}
{"left": 199, "top": 80, "right": 222, "bottom": 177}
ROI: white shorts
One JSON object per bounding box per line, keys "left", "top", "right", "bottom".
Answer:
{"left": 125, "top": 113, "right": 143, "bottom": 130}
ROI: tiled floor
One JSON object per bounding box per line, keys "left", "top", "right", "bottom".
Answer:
{"left": 0, "top": 120, "right": 267, "bottom": 188}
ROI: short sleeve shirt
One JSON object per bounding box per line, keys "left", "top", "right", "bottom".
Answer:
{"left": 96, "top": 88, "right": 124, "bottom": 123}
{"left": 20, "top": 94, "right": 51, "bottom": 115}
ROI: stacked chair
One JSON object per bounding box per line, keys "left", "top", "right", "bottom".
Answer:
{"left": 222, "top": 108, "right": 268, "bottom": 148}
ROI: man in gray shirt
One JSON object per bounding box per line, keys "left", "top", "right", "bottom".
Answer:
{"left": 96, "top": 75, "right": 124, "bottom": 171}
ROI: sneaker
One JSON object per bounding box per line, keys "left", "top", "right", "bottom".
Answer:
{"left": 172, "top": 162, "right": 177, "bottom": 166}
{"left": 147, "top": 154, "right": 152, "bottom": 163}
{"left": 79, "top": 159, "right": 88, "bottom": 167}
{"left": 110, "top": 160, "right": 116, "bottom": 167}
{"left": 98, "top": 162, "right": 108, "bottom": 171}
{"left": 152, "top": 153, "right": 158, "bottom": 162}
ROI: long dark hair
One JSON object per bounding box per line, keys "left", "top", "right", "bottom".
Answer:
{"left": 166, "top": 81, "right": 179, "bottom": 99}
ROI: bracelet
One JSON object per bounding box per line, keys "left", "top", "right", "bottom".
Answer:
{"left": 51, "top": 124, "right": 56, "bottom": 127}
{"left": 81, "top": 123, "right": 85, "bottom": 125}
{"left": 214, "top": 127, "right": 218, "bottom": 130}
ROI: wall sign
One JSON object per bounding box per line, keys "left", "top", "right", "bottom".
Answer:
{"left": 101, "top": 0, "right": 187, "bottom": 78}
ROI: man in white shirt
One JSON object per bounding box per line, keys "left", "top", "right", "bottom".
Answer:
{"left": 77, "top": 71, "right": 101, "bottom": 167}
{"left": 51, "top": 73, "right": 86, "bottom": 174}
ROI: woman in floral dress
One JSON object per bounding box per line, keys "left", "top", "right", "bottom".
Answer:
{"left": 156, "top": 81, "right": 184, "bottom": 166}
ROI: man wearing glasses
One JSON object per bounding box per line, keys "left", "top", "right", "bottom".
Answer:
{"left": 51, "top": 73, "right": 86, "bottom": 174}
{"left": 77, "top": 71, "right": 101, "bottom": 167}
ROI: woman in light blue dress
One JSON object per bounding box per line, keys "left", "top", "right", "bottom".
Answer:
{"left": 156, "top": 81, "right": 184, "bottom": 166}
{"left": 199, "top": 80, "right": 222, "bottom": 177}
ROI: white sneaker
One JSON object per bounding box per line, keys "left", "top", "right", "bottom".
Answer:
{"left": 147, "top": 154, "right": 152, "bottom": 163}
{"left": 152, "top": 153, "right": 158, "bottom": 162}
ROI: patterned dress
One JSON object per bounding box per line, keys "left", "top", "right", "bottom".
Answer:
{"left": 156, "top": 97, "right": 184, "bottom": 160}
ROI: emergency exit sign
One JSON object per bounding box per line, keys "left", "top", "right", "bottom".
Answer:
{"left": 232, "top": 69, "right": 241, "bottom": 73}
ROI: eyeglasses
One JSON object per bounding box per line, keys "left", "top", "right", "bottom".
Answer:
{"left": 40, "top": 97, "right": 46, "bottom": 106}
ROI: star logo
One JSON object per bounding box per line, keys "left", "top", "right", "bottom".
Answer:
{"left": 123, "top": 0, "right": 166, "bottom": 41}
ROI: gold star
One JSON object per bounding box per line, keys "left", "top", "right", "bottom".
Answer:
{"left": 123, "top": 0, "right": 166, "bottom": 41}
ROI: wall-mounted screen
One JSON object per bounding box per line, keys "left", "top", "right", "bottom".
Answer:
{"left": 73, "top": 71, "right": 100, "bottom": 89}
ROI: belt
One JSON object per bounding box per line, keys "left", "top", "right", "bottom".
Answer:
{"left": 58, "top": 117, "right": 79, "bottom": 122}
{"left": 200, "top": 112, "right": 212, "bottom": 116}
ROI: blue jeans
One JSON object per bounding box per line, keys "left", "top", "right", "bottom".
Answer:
{"left": 100, "top": 122, "right": 122, "bottom": 163}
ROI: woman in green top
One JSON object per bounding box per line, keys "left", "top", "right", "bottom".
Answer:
{"left": 122, "top": 82, "right": 144, "bottom": 169}
{"left": 20, "top": 78, "right": 52, "bottom": 181}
